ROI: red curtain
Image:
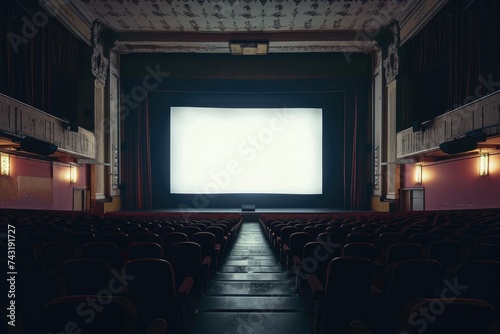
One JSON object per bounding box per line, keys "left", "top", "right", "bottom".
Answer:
{"left": 0, "top": 0, "right": 84, "bottom": 112}
{"left": 405, "top": 0, "right": 500, "bottom": 111}
{"left": 121, "top": 96, "right": 153, "bottom": 210}
{"left": 344, "top": 88, "right": 369, "bottom": 210}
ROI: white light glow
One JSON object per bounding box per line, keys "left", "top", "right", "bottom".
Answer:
{"left": 415, "top": 164, "right": 422, "bottom": 184}
{"left": 170, "top": 107, "right": 322, "bottom": 194}
{"left": 480, "top": 153, "right": 489, "bottom": 176}
{"left": 1, "top": 153, "right": 10, "bottom": 176}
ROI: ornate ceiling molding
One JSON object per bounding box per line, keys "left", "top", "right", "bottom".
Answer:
{"left": 398, "top": 0, "right": 450, "bottom": 44}
{"left": 41, "top": 0, "right": 448, "bottom": 54}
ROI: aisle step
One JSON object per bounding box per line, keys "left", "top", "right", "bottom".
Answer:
{"left": 188, "top": 221, "right": 311, "bottom": 334}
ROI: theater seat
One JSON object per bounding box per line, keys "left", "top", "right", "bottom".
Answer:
{"left": 82, "top": 242, "right": 124, "bottom": 270}
{"left": 295, "top": 242, "right": 341, "bottom": 293}
{"left": 308, "top": 257, "right": 373, "bottom": 334}
{"left": 343, "top": 242, "right": 378, "bottom": 261}
{"left": 125, "top": 259, "right": 192, "bottom": 333}
{"left": 288, "top": 232, "right": 314, "bottom": 269}
{"left": 167, "top": 242, "right": 205, "bottom": 293}
{"left": 129, "top": 242, "right": 164, "bottom": 260}
{"left": 44, "top": 295, "right": 168, "bottom": 334}
{"left": 62, "top": 258, "right": 111, "bottom": 295}
{"left": 375, "top": 259, "right": 442, "bottom": 333}
{"left": 350, "top": 298, "right": 495, "bottom": 334}
{"left": 191, "top": 232, "right": 217, "bottom": 270}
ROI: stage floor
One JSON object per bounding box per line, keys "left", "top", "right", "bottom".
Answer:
{"left": 150, "top": 208, "right": 354, "bottom": 214}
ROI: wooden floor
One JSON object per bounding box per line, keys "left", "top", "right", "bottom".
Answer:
{"left": 187, "top": 221, "right": 312, "bottom": 334}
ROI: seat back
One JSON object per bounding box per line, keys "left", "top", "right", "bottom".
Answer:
{"left": 385, "top": 242, "right": 423, "bottom": 265}
{"left": 82, "top": 242, "right": 123, "bottom": 269}
{"left": 410, "top": 233, "right": 441, "bottom": 247}
{"left": 163, "top": 232, "right": 189, "bottom": 249}
{"left": 454, "top": 260, "right": 500, "bottom": 302}
{"left": 135, "top": 232, "right": 161, "bottom": 243}
{"left": 385, "top": 259, "right": 442, "bottom": 311}
{"left": 191, "top": 232, "right": 216, "bottom": 258}
{"left": 316, "top": 232, "right": 343, "bottom": 244}
{"left": 125, "top": 259, "right": 178, "bottom": 333}
{"left": 343, "top": 242, "right": 378, "bottom": 261}
{"left": 303, "top": 226, "right": 321, "bottom": 240}
{"left": 167, "top": 242, "right": 202, "bottom": 290}
{"left": 129, "top": 242, "right": 164, "bottom": 260}
{"left": 322, "top": 257, "right": 373, "bottom": 332}
{"left": 427, "top": 240, "right": 463, "bottom": 269}
{"left": 288, "top": 232, "right": 314, "bottom": 260}
{"left": 181, "top": 226, "right": 202, "bottom": 240}
{"left": 465, "top": 244, "right": 500, "bottom": 261}
{"left": 1, "top": 259, "right": 51, "bottom": 333}
{"left": 397, "top": 298, "right": 494, "bottom": 334}
{"left": 62, "top": 258, "right": 111, "bottom": 295}
{"left": 300, "top": 242, "right": 341, "bottom": 287}
{"left": 279, "top": 226, "right": 298, "bottom": 246}
{"left": 44, "top": 295, "right": 138, "bottom": 334}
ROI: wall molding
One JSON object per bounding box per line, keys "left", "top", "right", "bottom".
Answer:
{"left": 0, "top": 94, "right": 95, "bottom": 159}
{"left": 397, "top": 90, "right": 500, "bottom": 159}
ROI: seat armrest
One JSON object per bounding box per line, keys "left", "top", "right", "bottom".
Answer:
{"left": 214, "top": 244, "right": 221, "bottom": 254}
{"left": 292, "top": 256, "right": 301, "bottom": 267}
{"left": 202, "top": 255, "right": 211, "bottom": 269}
{"left": 177, "top": 277, "right": 194, "bottom": 298}
{"left": 349, "top": 320, "right": 373, "bottom": 334}
{"left": 282, "top": 244, "right": 290, "bottom": 254}
{"left": 307, "top": 275, "right": 325, "bottom": 297}
{"left": 370, "top": 284, "right": 382, "bottom": 295}
{"left": 145, "top": 318, "right": 168, "bottom": 334}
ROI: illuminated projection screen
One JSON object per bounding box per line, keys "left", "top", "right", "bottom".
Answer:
{"left": 170, "top": 107, "right": 322, "bottom": 195}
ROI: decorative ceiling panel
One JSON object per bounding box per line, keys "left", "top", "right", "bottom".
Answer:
{"left": 79, "top": 0, "right": 412, "bottom": 33}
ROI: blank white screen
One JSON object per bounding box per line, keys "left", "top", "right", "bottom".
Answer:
{"left": 170, "top": 107, "right": 322, "bottom": 194}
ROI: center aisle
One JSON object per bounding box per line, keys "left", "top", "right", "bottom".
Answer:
{"left": 188, "top": 221, "right": 312, "bottom": 334}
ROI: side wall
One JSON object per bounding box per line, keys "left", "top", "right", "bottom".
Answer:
{"left": 401, "top": 154, "right": 500, "bottom": 210}
{"left": 0, "top": 155, "right": 88, "bottom": 210}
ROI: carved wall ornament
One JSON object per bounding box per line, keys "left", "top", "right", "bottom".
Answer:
{"left": 91, "top": 21, "right": 111, "bottom": 84}
{"left": 383, "top": 20, "right": 400, "bottom": 84}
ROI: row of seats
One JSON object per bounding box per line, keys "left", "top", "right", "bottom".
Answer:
{"left": 260, "top": 210, "right": 500, "bottom": 333}
{"left": 0, "top": 211, "right": 242, "bottom": 334}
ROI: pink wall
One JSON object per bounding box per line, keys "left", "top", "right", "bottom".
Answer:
{"left": 401, "top": 153, "right": 500, "bottom": 210}
{"left": 0, "top": 155, "right": 89, "bottom": 210}
{"left": 52, "top": 163, "right": 88, "bottom": 210}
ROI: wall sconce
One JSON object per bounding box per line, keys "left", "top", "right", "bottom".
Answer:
{"left": 479, "top": 153, "right": 489, "bottom": 176}
{"left": 415, "top": 164, "right": 422, "bottom": 184}
{"left": 70, "top": 165, "right": 77, "bottom": 183}
{"left": 1, "top": 153, "right": 10, "bottom": 176}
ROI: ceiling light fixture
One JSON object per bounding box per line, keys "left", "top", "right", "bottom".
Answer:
{"left": 229, "top": 40, "right": 268, "bottom": 55}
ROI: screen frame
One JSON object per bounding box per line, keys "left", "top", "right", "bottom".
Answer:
{"left": 169, "top": 106, "right": 324, "bottom": 195}
{"left": 148, "top": 90, "right": 345, "bottom": 209}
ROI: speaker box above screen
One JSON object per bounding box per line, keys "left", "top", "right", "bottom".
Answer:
{"left": 242, "top": 204, "right": 256, "bottom": 212}
{"left": 439, "top": 136, "right": 477, "bottom": 155}
{"left": 20, "top": 137, "right": 58, "bottom": 156}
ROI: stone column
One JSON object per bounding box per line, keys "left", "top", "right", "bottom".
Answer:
{"left": 108, "top": 50, "right": 120, "bottom": 198}
{"left": 91, "top": 21, "right": 110, "bottom": 202}
{"left": 382, "top": 21, "right": 401, "bottom": 202}
{"left": 372, "top": 48, "right": 384, "bottom": 198}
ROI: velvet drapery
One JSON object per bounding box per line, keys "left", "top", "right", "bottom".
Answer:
{"left": 403, "top": 0, "right": 500, "bottom": 123}
{"left": 0, "top": 0, "right": 87, "bottom": 114}
{"left": 121, "top": 92, "right": 153, "bottom": 210}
